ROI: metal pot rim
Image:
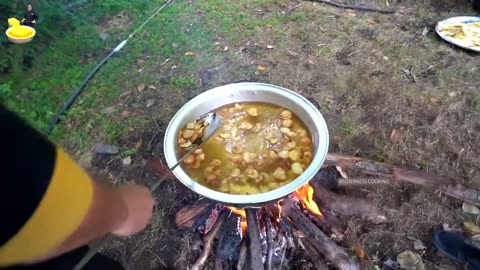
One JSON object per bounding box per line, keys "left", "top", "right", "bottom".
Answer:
{"left": 163, "top": 82, "right": 329, "bottom": 207}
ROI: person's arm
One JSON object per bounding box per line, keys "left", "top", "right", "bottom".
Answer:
{"left": 32, "top": 12, "right": 37, "bottom": 24}
{"left": 0, "top": 105, "right": 154, "bottom": 267}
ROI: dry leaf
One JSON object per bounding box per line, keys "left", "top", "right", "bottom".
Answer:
{"left": 135, "top": 140, "right": 143, "bottom": 150}
{"left": 390, "top": 128, "right": 405, "bottom": 143}
{"left": 185, "top": 51, "right": 196, "bottom": 56}
{"left": 348, "top": 13, "right": 357, "bottom": 17}
{"left": 257, "top": 65, "right": 267, "bottom": 71}
{"left": 148, "top": 85, "right": 157, "bottom": 90}
{"left": 287, "top": 50, "right": 299, "bottom": 57}
{"left": 223, "top": 46, "right": 229, "bottom": 51}
{"left": 345, "top": 9, "right": 354, "bottom": 13}
{"left": 354, "top": 246, "right": 366, "bottom": 261}
{"left": 266, "top": 24, "right": 273, "bottom": 28}
{"left": 422, "top": 27, "right": 430, "bottom": 36}
{"left": 122, "top": 156, "right": 132, "bottom": 166}
{"left": 122, "top": 110, "right": 132, "bottom": 117}
{"left": 137, "top": 83, "right": 145, "bottom": 92}
{"left": 307, "top": 58, "right": 316, "bottom": 65}
{"left": 367, "top": 18, "right": 376, "bottom": 24}
{"left": 429, "top": 96, "right": 442, "bottom": 105}
{"left": 267, "top": 45, "right": 274, "bottom": 49}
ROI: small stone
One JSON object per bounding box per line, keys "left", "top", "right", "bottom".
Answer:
{"left": 122, "top": 156, "right": 132, "bottom": 165}
{"left": 95, "top": 144, "right": 120, "bottom": 154}
{"left": 78, "top": 151, "right": 93, "bottom": 169}
{"left": 462, "top": 202, "right": 480, "bottom": 215}
{"left": 443, "top": 223, "right": 450, "bottom": 231}
{"left": 413, "top": 240, "right": 426, "bottom": 250}
{"left": 100, "top": 106, "right": 116, "bottom": 115}
{"left": 99, "top": 32, "right": 109, "bottom": 41}
{"left": 464, "top": 222, "right": 480, "bottom": 236}
{"left": 397, "top": 251, "right": 425, "bottom": 270}
{"left": 383, "top": 258, "right": 396, "bottom": 268}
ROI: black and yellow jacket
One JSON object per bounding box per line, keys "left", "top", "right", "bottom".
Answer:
{"left": 0, "top": 104, "right": 93, "bottom": 267}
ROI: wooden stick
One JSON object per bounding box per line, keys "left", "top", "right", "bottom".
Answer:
{"left": 264, "top": 216, "right": 274, "bottom": 270}
{"left": 325, "top": 153, "right": 480, "bottom": 206}
{"left": 237, "top": 238, "right": 248, "bottom": 270}
{"left": 297, "top": 237, "right": 329, "bottom": 270}
{"left": 192, "top": 211, "right": 228, "bottom": 270}
{"left": 310, "top": 180, "right": 387, "bottom": 224}
{"left": 282, "top": 199, "right": 360, "bottom": 270}
{"left": 246, "top": 209, "right": 265, "bottom": 270}
{"left": 305, "top": 0, "right": 395, "bottom": 13}
{"left": 308, "top": 211, "right": 345, "bottom": 240}
{"left": 175, "top": 199, "right": 211, "bottom": 229}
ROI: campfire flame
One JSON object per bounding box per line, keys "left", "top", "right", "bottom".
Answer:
{"left": 226, "top": 184, "right": 321, "bottom": 231}
{"left": 227, "top": 207, "right": 247, "bottom": 232}
{"left": 293, "top": 184, "right": 322, "bottom": 216}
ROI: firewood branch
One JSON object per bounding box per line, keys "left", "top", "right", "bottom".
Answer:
{"left": 246, "top": 209, "right": 265, "bottom": 270}
{"left": 283, "top": 198, "right": 360, "bottom": 270}
{"left": 325, "top": 153, "right": 480, "bottom": 207}
{"left": 305, "top": 0, "right": 395, "bottom": 14}
{"left": 192, "top": 211, "right": 228, "bottom": 270}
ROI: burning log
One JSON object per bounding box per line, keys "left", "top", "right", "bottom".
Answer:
{"left": 307, "top": 210, "right": 345, "bottom": 240}
{"left": 325, "top": 153, "right": 480, "bottom": 207}
{"left": 192, "top": 210, "right": 228, "bottom": 270}
{"left": 216, "top": 213, "right": 243, "bottom": 263}
{"left": 282, "top": 198, "right": 360, "bottom": 270}
{"left": 263, "top": 215, "right": 274, "bottom": 270}
{"left": 175, "top": 199, "right": 214, "bottom": 231}
{"left": 246, "top": 208, "right": 265, "bottom": 270}
{"left": 236, "top": 237, "right": 248, "bottom": 270}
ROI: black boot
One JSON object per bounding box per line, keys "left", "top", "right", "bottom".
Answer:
{"left": 432, "top": 230, "right": 480, "bottom": 270}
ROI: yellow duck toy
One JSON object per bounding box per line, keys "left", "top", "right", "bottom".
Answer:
{"left": 6, "top": 18, "right": 36, "bottom": 44}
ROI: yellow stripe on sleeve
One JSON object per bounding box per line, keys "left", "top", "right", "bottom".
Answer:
{"left": 0, "top": 148, "right": 94, "bottom": 267}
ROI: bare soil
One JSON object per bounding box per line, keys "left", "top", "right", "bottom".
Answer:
{"left": 85, "top": 0, "right": 480, "bottom": 269}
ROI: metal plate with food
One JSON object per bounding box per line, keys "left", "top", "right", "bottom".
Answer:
{"left": 163, "top": 83, "right": 329, "bottom": 207}
{"left": 436, "top": 16, "right": 480, "bottom": 52}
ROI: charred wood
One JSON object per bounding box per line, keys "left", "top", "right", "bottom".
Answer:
{"left": 175, "top": 199, "right": 213, "bottom": 231}
{"left": 282, "top": 198, "right": 360, "bottom": 270}
{"left": 216, "top": 213, "right": 243, "bottom": 263}
{"left": 192, "top": 210, "right": 228, "bottom": 270}
{"left": 246, "top": 208, "right": 265, "bottom": 270}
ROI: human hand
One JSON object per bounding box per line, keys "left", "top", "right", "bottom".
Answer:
{"left": 21, "top": 18, "right": 26, "bottom": 22}
{"left": 32, "top": 20, "right": 36, "bottom": 24}
{"left": 111, "top": 183, "right": 155, "bottom": 236}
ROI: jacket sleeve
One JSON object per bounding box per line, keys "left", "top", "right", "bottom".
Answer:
{"left": 0, "top": 105, "right": 94, "bottom": 267}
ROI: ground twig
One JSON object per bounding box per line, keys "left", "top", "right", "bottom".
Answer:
{"left": 305, "top": 0, "right": 395, "bottom": 13}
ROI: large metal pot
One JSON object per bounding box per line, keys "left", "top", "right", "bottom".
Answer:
{"left": 163, "top": 83, "right": 329, "bottom": 208}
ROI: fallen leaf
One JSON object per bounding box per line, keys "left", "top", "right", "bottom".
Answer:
{"left": 429, "top": 96, "right": 442, "bottom": 105}
{"left": 383, "top": 56, "right": 389, "bottom": 60}
{"left": 100, "top": 106, "right": 116, "bottom": 115}
{"left": 146, "top": 99, "right": 155, "bottom": 107}
{"left": 119, "top": 90, "right": 132, "bottom": 98}
{"left": 122, "top": 110, "right": 132, "bottom": 117}
{"left": 422, "top": 27, "right": 430, "bottom": 36}
{"left": 348, "top": 13, "right": 357, "bottom": 17}
{"left": 397, "top": 251, "right": 425, "bottom": 270}
{"left": 267, "top": 45, "right": 274, "bottom": 49}
{"left": 122, "top": 156, "right": 132, "bottom": 166}
{"left": 345, "top": 8, "right": 354, "bottom": 13}
{"left": 413, "top": 240, "right": 426, "bottom": 250}
{"left": 266, "top": 24, "right": 273, "bottom": 28}
{"left": 367, "top": 18, "right": 376, "bottom": 24}
{"left": 185, "top": 51, "right": 196, "bottom": 56}
{"left": 307, "top": 58, "right": 316, "bottom": 65}
{"left": 137, "top": 83, "right": 145, "bottom": 92}
{"left": 78, "top": 151, "right": 93, "bottom": 169}
{"left": 390, "top": 128, "right": 405, "bottom": 143}
{"left": 257, "top": 65, "right": 267, "bottom": 71}
{"left": 223, "top": 46, "right": 229, "bottom": 51}
{"left": 463, "top": 202, "right": 480, "bottom": 215}
{"left": 148, "top": 85, "right": 157, "bottom": 90}
{"left": 287, "top": 50, "right": 299, "bottom": 57}
{"left": 464, "top": 222, "right": 480, "bottom": 236}
{"left": 135, "top": 140, "right": 143, "bottom": 150}
{"left": 354, "top": 246, "right": 366, "bottom": 261}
